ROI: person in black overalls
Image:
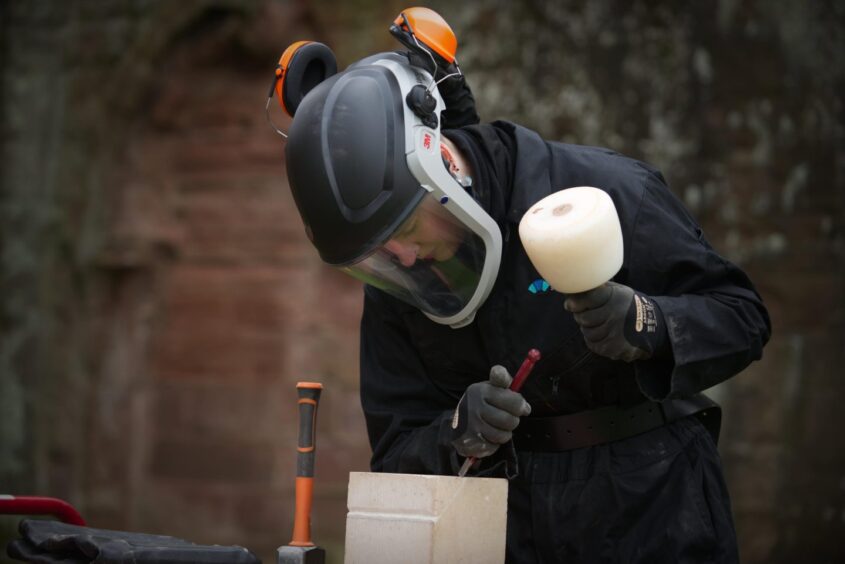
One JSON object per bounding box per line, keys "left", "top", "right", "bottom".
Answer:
{"left": 284, "top": 48, "right": 771, "bottom": 563}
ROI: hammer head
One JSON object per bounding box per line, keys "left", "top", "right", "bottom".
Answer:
{"left": 277, "top": 545, "right": 325, "bottom": 564}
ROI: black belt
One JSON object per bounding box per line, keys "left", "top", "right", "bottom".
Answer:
{"left": 512, "top": 393, "right": 721, "bottom": 452}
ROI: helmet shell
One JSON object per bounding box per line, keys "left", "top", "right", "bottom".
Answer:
{"left": 286, "top": 60, "right": 425, "bottom": 265}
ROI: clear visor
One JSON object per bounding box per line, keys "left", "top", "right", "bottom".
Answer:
{"left": 342, "top": 196, "right": 487, "bottom": 318}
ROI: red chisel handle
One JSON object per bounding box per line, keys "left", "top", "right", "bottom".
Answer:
{"left": 458, "top": 349, "right": 541, "bottom": 477}
{"left": 509, "top": 348, "right": 541, "bottom": 392}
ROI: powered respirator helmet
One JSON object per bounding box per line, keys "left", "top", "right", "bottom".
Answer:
{"left": 274, "top": 12, "right": 502, "bottom": 328}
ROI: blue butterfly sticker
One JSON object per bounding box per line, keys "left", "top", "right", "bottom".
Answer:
{"left": 528, "top": 278, "right": 551, "bottom": 294}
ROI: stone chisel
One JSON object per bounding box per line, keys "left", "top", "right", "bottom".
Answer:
{"left": 458, "top": 349, "right": 541, "bottom": 477}
{"left": 278, "top": 382, "right": 326, "bottom": 564}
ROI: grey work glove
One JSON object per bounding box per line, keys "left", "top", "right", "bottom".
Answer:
{"left": 450, "top": 366, "right": 532, "bottom": 458}
{"left": 565, "top": 282, "right": 669, "bottom": 362}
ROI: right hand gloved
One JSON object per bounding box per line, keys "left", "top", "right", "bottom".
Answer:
{"left": 450, "top": 365, "right": 532, "bottom": 458}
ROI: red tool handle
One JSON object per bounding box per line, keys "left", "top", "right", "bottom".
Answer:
{"left": 290, "top": 382, "right": 322, "bottom": 548}
{"left": 0, "top": 495, "right": 86, "bottom": 526}
{"left": 509, "top": 348, "right": 541, "bottom": 392}
{"left": 458, "top": 349, "right": 541, "bottom": 477}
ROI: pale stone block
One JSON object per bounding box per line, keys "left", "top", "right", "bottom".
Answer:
{"left": 344, "top": 472, "right": 508, "bottom": 564}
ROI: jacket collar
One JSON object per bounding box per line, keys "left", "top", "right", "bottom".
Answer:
{"left": 444, "top": 121, "right": 553, "bottom": 226}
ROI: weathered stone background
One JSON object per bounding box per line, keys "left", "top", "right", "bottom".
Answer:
{"left": 1, "top": 1, "right": 842, "bottom": 562}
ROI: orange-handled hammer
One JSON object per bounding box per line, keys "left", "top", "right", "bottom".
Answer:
{"left": 277, "top": 382, "right": 325, "bottom": 564}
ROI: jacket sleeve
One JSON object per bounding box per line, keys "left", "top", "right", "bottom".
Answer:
{"left": 626, "top": 170, "right": 772, "bottom": 400}
{"left": 437, "top": 74, "right": 480, "bottom": 129}
{"left": 359, "top": 286, "right": 464, "bottom": 475}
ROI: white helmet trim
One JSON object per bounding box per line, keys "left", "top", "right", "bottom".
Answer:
{"left": 373, "top": 58, "right": 503, "bottom": 328}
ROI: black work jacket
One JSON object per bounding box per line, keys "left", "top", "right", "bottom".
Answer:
{"left": 359, "top": 121, "right": 771, "bottom": 476}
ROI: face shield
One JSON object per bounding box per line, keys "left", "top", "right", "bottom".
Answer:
{"left": 342, "top": 195, "right": 488, "bottom": 319}
{"left": 285, "top": 53, "right": 502, "bottom": 328}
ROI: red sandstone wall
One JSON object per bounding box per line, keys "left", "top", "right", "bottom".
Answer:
{"left": 100, "top": 4, "right": 372, "bottom": 557}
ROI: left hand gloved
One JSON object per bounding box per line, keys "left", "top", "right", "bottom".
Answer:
{"left": 564, "top": 282, "right": 669, "bottom": 362}
{"left": 449, "top": 365, "right": 531, "bottom": 459}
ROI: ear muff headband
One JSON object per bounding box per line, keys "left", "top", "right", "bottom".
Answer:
{"left": 273, "top": 41, "right": 338, "bottom": 117}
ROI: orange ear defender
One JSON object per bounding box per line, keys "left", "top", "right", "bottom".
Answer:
{"left": 389, "top": 7, "right": 457, "bottom": 67}
{"left": 268, "top": 41, "right": 337, "bottom": 117}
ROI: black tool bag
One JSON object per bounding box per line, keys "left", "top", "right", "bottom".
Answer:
{"left": 7, "top": 519, "right": 261, "bottom": 564}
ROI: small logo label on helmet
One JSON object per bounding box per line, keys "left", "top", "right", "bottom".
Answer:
{"left": 423, "top": 132, "right": 432, "bottom": 150}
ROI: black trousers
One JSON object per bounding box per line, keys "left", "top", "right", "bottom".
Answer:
{"left": 506, "top": 417, "right": 739, "bottom": 563}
